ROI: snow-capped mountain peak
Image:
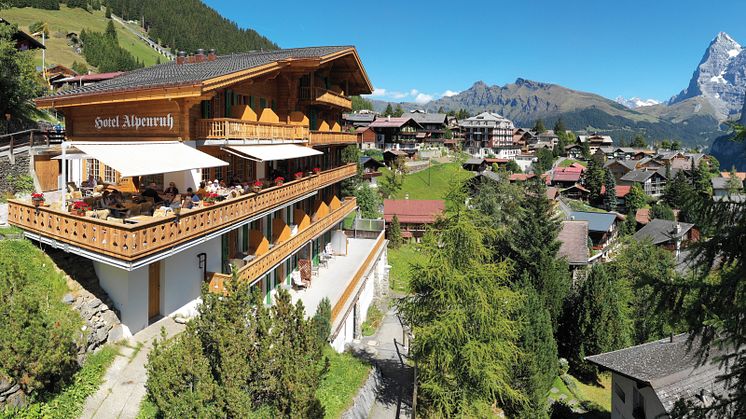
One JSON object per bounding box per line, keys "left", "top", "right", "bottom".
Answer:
{"left": 615, "top": 96, "right": 661, "bottom": 109}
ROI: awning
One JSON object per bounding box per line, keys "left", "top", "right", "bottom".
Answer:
{"left": 71, "top": 142, "right": 228, "bottom": 177}
{"left": 53, "top": 153, "right": 93, "bottom": 160}
{"left": 223, "top": 144, "right": 322, "bottom": 162}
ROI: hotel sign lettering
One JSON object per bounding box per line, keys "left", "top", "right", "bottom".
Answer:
{"left": 94, "top": 113, "right": 175, "bottom": 131}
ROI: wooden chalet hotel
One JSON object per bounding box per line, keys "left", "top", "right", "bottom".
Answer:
{"left": 8, "top": 46, "right": 388, "bottom": 351}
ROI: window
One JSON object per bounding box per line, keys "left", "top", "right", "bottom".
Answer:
{"left": 86, "top": 159, "right": 100, "bottom": 181}
{"left": 104, "top": 165, "right": 117, "bottom": 183}
{"left": 613, "top": 382, "right": 626, "bottom": 403}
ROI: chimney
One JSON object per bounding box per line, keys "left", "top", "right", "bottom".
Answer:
{"left": 186, "top": 53, "right": 196, "bottom": 64}
{"left": 674, "top": 222, "right": 681, "bottom": 235}
{"left": 195, "top": 49, "right": 206, "bottom": 63}
{"left": 207, "top": 48, "right": 217, "bottom": 61}
{"left": 175, "top": 50, "right": 187, "bottom": 65}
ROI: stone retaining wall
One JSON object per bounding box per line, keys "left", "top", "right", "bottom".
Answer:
{"left": 0, "top": 153, "right": 30, "bottom": 194}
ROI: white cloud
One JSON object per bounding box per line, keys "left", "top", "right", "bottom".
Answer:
{"left": 414, "top": 93, "right": 434, "bottom": 104}
{"left": 409, "top": 89, "right": 419, "bottom": 96}
{"left": 371, "top": 87, "right": 387, "bottom": 97}
{"left": 442, "top": 90, "right": 459, "bottom": 97}
{"left": 390, "top": 91, "right": 407, "bottom": 99}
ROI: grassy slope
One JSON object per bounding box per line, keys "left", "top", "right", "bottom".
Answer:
{"left": 550, "top": 373, "right": 611, "bottom": 417}
{"left": 392, "top": 162, "right": 471, "bottom": 200}
{"left": 316, "top": 346, "right": 372, "bottom": 418}
{"left": 3, "top": 6, "right": 162, "bottom": 69}
{"left": 387, "top": 243, "right": 427, "bottom": 293}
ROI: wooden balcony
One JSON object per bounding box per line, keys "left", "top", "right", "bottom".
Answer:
{"left": 309, "top": 131, "right": 358, "bottom": 145}
{"left": 299, "top": 86, "right": 352, "bottom": 110}
{"left": 208, "top": 197, "right": 358, "bottom": 292}
{"left": 195, "top": 118, "right": 309, "bottom": 141}
{"left": 7, "top": 164, "right": 357, "bottom": 262}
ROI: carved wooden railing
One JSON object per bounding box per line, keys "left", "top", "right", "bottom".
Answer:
{"left": 207, "top": 197, "right": 358, "bottom": 293}
{"left": 309, "top": 131, "right": 357, "bottom": 145}
{"left": 7, "top": 164, "right": 356, "bottom": 261}
{"left": 195, "top": 118, "right": 309, "bottom": 140}
{"left": 299, "top": 87, "right": 352, "bottom": 109}
{"left": 330, "top": 230, "right": 385, "bottom": 322}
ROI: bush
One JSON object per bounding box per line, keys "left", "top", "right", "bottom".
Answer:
{"left": 361, "top": 304, "right": 383, "bottom": 336}
{"left": 0, "top": 240, "right": 81, "bottom": 399}
{"left": 9, "top": 174, "right": 34, "bottom": 194}
{"left": 311, "top": 298, "right": 332, "bottom": 345}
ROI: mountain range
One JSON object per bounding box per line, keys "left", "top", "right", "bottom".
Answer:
{"left": 372, "top": 32, "right": 746, "bottom": 149}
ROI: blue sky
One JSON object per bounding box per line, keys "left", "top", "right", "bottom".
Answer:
{"left": 206, "top": 0, "right": 746, "bottom": 104}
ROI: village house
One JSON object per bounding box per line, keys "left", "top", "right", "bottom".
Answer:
{"left": 355, "top": 126, "right": 376, "bottom": 149}
{"left": 51, "top": 71, "right": 125, "bottom": 91}
{"left": 569, "top": 211, "right": 620, "bottom": 251}
{"left": 459, "top": 112, "right": 515, "bottom": 157}
{"left": 549, "top": 165, "right": 585, "bottom": 188}
{"left": 601, "top": 185, "right": 631, "bottom": 212}
{"left": 558, "top": 220, "right": 590, "bottom": 279}
{"left": 604, "top": 159, "right": 638, "bottom": 181}
{"left": 515, "top": 153, "right": 537, "bottom": 173}
{"left": 8, "top": 46, "right": 389, "bottom": 352}
{"left": 1, "top": 17, "right": 45, "bottom": 51}
{"left": 586, "top": 334, "right": 733, "bottom": 419}
{"left": 565, "top": 143, "right": 585, "bottom": 160}
{"left": 577, "top": 133, "right": 614, "bottom": 154}
{"left": 633, "top": 219, "right": 698, "bottom": 258}
{"left": 383, "top": 199, "right": 444, "bottom": 242}
{"left": 383, "top": 149, "right": 409, "bottom": 167}
{"left": 369, "top": 116, "right": 423, "bottom": 152}
{"left": 359, "top": 156, "right": 384, "bottom": 187}
{"left": 537, "top": 129, "right": 559, "bottom": 147}
{"left": 342, "top": 111, "right": 376, "bottom": 128}
{"left": 620, "top": 169, "right": 667, "bottom": 196}
{"left": 711, "top": 176, "right": 743, "bottom": 197}
{"left": 408, "top": 111, "right": 449, "bottom": 146}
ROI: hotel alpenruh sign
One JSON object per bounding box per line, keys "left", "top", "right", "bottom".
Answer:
{"left": 68, "top": 101, "right": 182, "bottom": 138}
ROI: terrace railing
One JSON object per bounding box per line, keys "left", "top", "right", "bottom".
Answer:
{"left": 195, "top": 118, "right": 309, "bottom": 141}
{"left": 299, "top": 86, "right": 352, "bottom": 109}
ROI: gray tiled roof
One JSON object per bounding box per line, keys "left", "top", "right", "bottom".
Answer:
{"left": 621, "top": 169, "right": 658, "bottom": 183}
{"left": 44, "top": 46, "right": 352, "bottom": 98}
{"left": 604, "top": 159, "right": 637, "bottom": 171}
{"left": 586, "top": 334, "right": 731, "bottom": 414}
{"left": 344, "top": 113, "right": 376, "bottom": 123}
{"left": 711, "top": 176, "right": 742, "bottom": 190}
{"left": 633, "top": 219, "right": 694, "bottom": 245}
{"left": 409, "top": 112, "right": 447, "bottom": 124}
{"left": 558, "top": 221, "right": 589, "bottom": 265}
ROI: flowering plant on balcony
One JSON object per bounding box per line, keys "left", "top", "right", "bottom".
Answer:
{"left": 312, "top": 167, "right": 321, "bottom": 174}
{"left": 251, "top": 180, "right": 263, "bottom": 193}
{"left": 71, "top": 200, "right": 90, "bottom": 215}
{"left": 31, "top": 192, "right": 45, "bottom": 204}
{"left": 203, "top": 193, "right": 220, "bottom": 204}
{"left": 274, "top": 176, "right": 285, "bottom": 186}
{"left": 293, "top": 171, "right": 303, "bottom": 180}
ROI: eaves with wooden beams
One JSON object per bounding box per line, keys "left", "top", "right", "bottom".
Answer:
{"left": 34, "top": 46, "right": 373, "bottom": 109}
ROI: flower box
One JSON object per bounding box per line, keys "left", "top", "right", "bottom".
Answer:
{"left": 274, "top": 177, "right": 285, "bottom": 186}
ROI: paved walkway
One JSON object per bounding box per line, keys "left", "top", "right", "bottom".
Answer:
{"left": 80, "top": 317, "right": 185, "bottom": 419}
{"left": 352, "top": 302, "right": 413, "bottom": 419}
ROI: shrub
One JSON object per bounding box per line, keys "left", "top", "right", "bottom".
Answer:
{"left": 311, "top": 298, "right": 332, "bottom": 345}
{"left": 0, "top": 240, "right": 81, "bottom": 398}
{"left": 9, "top": 174, "right": 34, "bottom": 194}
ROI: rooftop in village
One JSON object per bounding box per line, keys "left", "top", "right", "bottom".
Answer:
{"left": 586, "top": 333, "right": 731, "bottom": 414}
{"left": 633, "top": 219, "right": 695, "bottom": 245}
{"left": 558, "top": 220, "right": 590, "bottom": 265}
{"left": 383, "top": 199, "right": 445, "bottom": 224}
{"left": 569, "top": 211, "right": 618, "bottom": 232}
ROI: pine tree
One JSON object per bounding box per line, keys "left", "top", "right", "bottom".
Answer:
{"left": 585, "top": 158, "right": 605, "bottom": 204}
{"left": 388, "top": 215, "right": 402, "bottom": 248}
{"left": 105, "top": 3, "right": 112, "bottom": 19}
{"left": 105, "top": 20, "right": 117, "bottom": 40}
{"left": 383, "top": 103, "right": 394, "bottom": 117}
{"left": 393, "top": 104, "right": 404, "bottom": 117}
{"left": 625, "top": 183, "right": 646, "bottom": 213}
{"left": 553, "top": 118, "right": 566, "bottom": 134}
{"left": 533, "top": 119, "right": 546, "bottom": 133}
{"left": 631, "top": 133, "right": 646, "bottom": 148}
{"left": 603, "top": 168, "right": 617, "bottom": 211}
{"left": 727, "top": 166, "right": 742, "bottom": 194}
{"left": 559, "top": 264, "right": 632, "bottom": 379}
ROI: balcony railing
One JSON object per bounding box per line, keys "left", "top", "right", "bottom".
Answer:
{"left": 208, "top": 197, "right": 358, "bottom": 292}
{"left": 7, "top": 164, "right": 357, "bottom": 262}
{"left": 331, "top": 230, "right": 385, "bottom": 322}
{"left": 299, "top": 86, "right": 352, "bottom": 109}
{"left": 309, "top": 131, "right": 357, "bottom": 145}
{"left": 195, "top": 118, "right": 309, "bottom": 141}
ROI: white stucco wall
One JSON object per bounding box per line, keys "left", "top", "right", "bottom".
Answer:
{"left": 610, "top": 372, "right": 667, "bottom": 419}
{"left": 162, "top": 236, "right": 222, "bottom": 317}
{"left": 331, "top": 311, "right": 355, "bottom": 353}
{"left": 94, "top": 262, "right": 149, "bottom": 335}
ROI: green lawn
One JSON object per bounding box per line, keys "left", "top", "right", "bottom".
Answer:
{"left": 567, "top": 199, "right": 608, "bottom": 213}
{"left": 387, "top": 243, "right": 427, "bottom": 293}
{"left": 549, "top": 373, "right": 611, "bottom": 417}
{"left": 559, "top": 159, "right": 586, "bottom": 168}
{"left": 4, "top": 6, "right": 162, "bottom": 69}
{"left": 393, "top": 162, "right": 471, "bottom": 200}
{"left": 317, "top": 346, "right": 372, "bottom": 418}
{"left": 361, "top": 304, "right": 383, "bottom": 336}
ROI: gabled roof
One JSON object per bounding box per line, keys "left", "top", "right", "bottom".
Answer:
{"left": 54, "top": 71, "right": 124, "bottom": 84}
{"left": 601, "top": 185, "right": 631, "bottom": 198}
{"left": 383, "top": 149, "right": 408, "bottom": 157}
{"left": 636, "top": 208, "right": 651, "bottom": 225}
{"left": 359, "top": 156, "right": 384, "bottom": 168}
{"left": 633, "top": 219, "right": 694, "bottom": 245}
{"left": 604, "top": 159, "right": 637, "bottom": 171}
{"left": 551, "top": 171, "right": 582, "bottom": 183}
{"left": 711, "top": 176, "right": 742, "bottom": 190}
{"left": 720, "top": 171, "right": 746, "bottom": 181}
{"left": 558, "top": 221, "right": 590, "bottom": 265}
{"left": 621, "top": 169, "right": 661, "bottom": 183}
{"left": 569, "top": 211, "right": 617, "bottom": 232}
{"left": 344, "top": 113, "right": 376, "bottom": 123}
{"left": 37, "top": 46, "right": 371, "bottom": 107}
{"left": 585, "top": 334, "right": 731, "bottom": 414}
{"left": 369, "top": 116, "right": 422, "bottom": 129}
{"left": 409, "top": 112, "right": 447, "bottom": 124}
{"left": 383, "top": 199, "right": 445, "bottom": 224}
{"left": 0, "top": 18, "right": 45, "bottom": 50}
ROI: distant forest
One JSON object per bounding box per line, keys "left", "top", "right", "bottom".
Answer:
{"left": 107, "top": 0, "right": 278, "bottom": 55}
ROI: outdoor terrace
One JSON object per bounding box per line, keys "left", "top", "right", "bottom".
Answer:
{"left": 7, "top": 164, "right": 356, "bottom": 264}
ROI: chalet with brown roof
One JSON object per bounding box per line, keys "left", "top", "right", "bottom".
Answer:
{"left": 369, "top": 116, "right": 423, "bottom": 151}
{"left": 355, "top": 126, "right": 376, "bottom": 149}
{"left": 384, "top": 199, "right": 444, "bottom": 241}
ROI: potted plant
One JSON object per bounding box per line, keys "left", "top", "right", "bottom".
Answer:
{"left": 274, "top": 176, "right": 285, "bottom": 187}
{"left": 31, "top": 192, "right": 45, "bottom": 207}
{"left": 312, "top": 167, "right": 321, "bottom": 175}
{"left": 293, "top": 171, "right": 303, "bottom": 180}
{"left": 71, "top": 201, "right": 90, "bottom": 216}
{"left": 251, "top": 180, "right": 263, "bottom": 193}
{"left": 203, "top": 193, "right": 220, "bottom": 206}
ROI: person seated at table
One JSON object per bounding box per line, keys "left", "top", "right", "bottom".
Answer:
{"left": 185, "top": 187, "right": 195, "bottom": 198}
{"left": 85, "top": 175, "right": 97, "bottom": 188}
{"left": 164, "top": 182, "right": 179, "bottom": 195}
{"left": 141, "top": 183, "right": 163, "bottom": 204}
{"left": 195, "top": 182, "right": 207, "bottom": 198}
{"left": 230, "top": 174, "right": 241, "bottom": 187}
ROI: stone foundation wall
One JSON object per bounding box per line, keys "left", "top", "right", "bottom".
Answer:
{"left": 0, "top": 153, "right": 31, "bottom": 194}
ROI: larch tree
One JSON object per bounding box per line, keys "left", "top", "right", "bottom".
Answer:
{"left": 387, "top": 214, "right": 402, "bottom": 248}
{"left": 603, "top": 168, "right": 617, "bottom": 211}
